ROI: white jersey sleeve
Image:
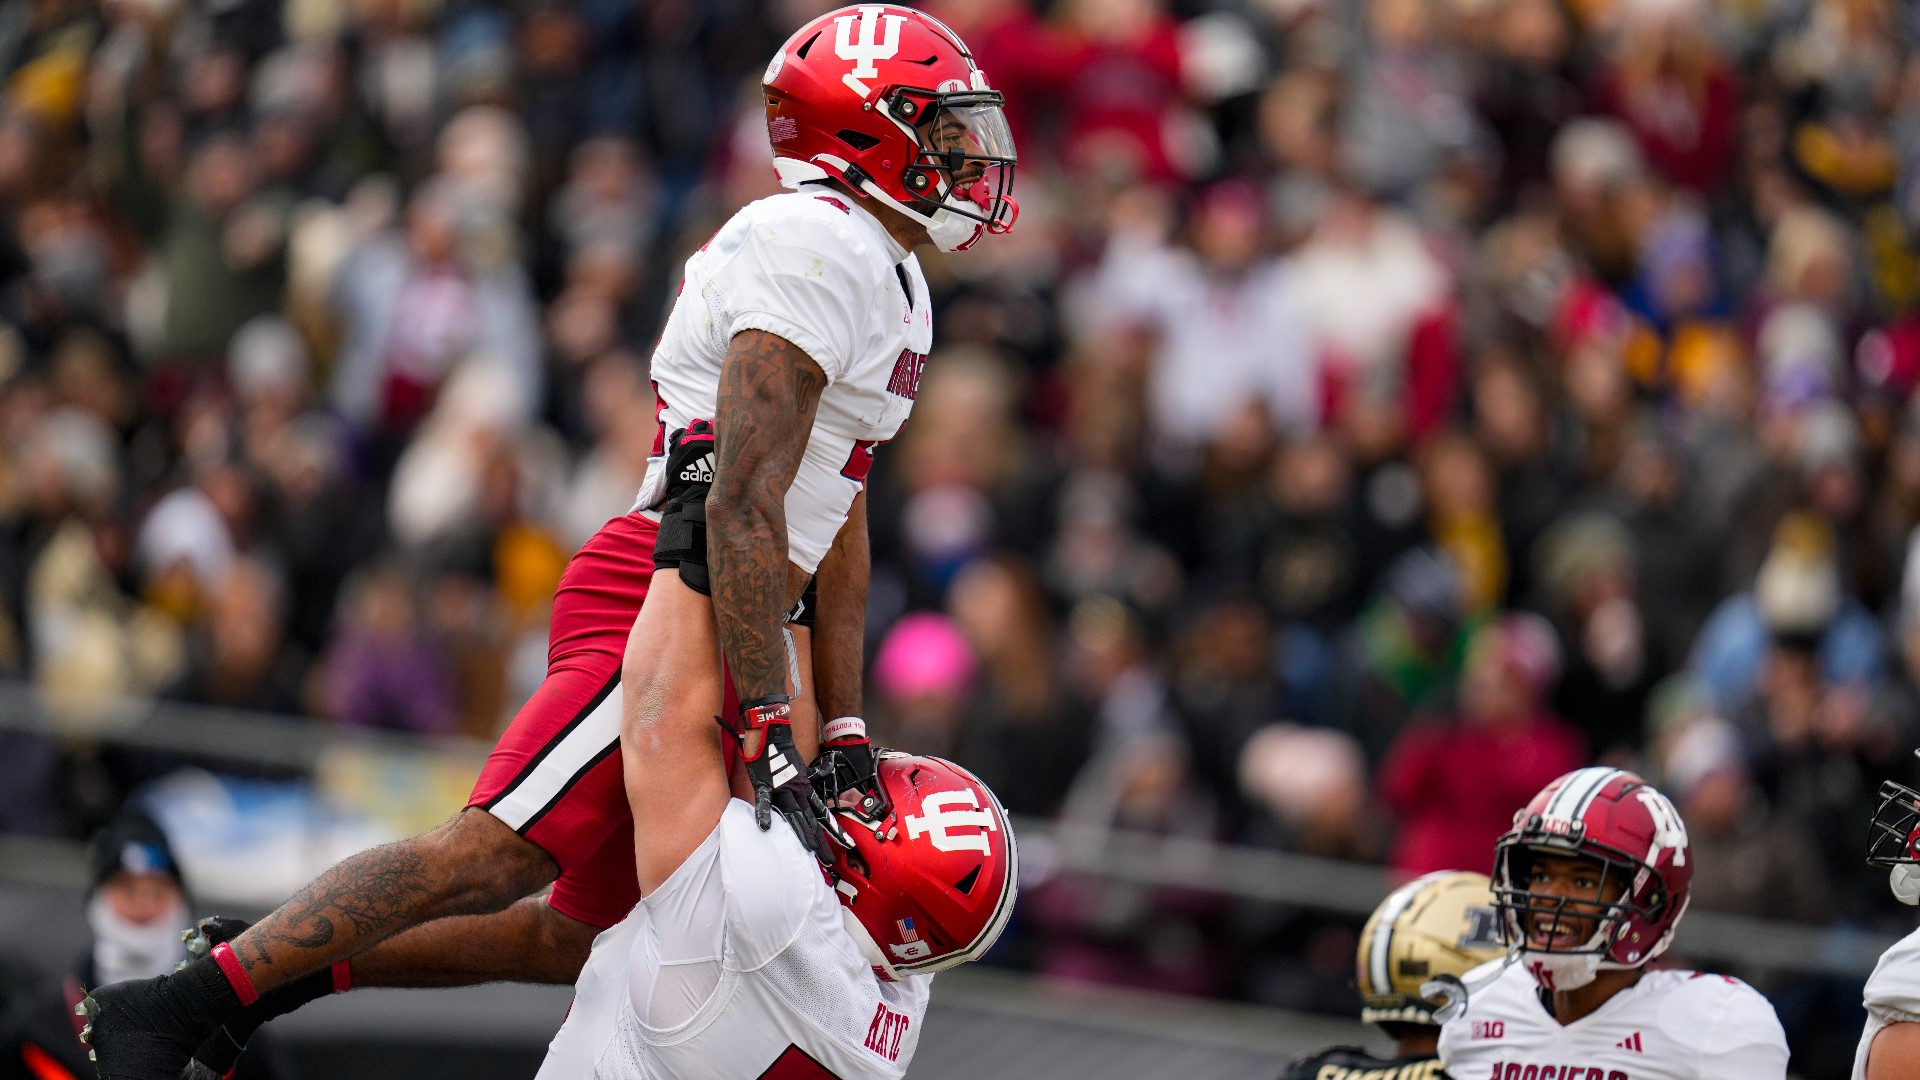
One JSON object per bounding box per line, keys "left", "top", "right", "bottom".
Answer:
{"left": 1687, "top": 975, "right": 1789, "bottom": 1079}
{"left": 1856, "top": 926, "right": 1920, "bottom": 1079}
{"left": 717, "top": 793, "right": 821, "bottom": 972}
{"left": 715, "top": 208, "right": 889, "bottom": 386}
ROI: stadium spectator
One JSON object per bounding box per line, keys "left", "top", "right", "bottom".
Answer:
{"left": 1377, "top": 613, "right": 1584, "bottom": 877}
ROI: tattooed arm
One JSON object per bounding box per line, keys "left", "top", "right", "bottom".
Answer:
{"left": 809, "top": 490, "right": 869, "bottom": 726}
{"left": 706, "top": 328, "right": 828, "bottom": 705}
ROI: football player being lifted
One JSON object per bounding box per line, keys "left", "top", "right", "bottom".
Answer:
{"left": 1858, "top": 754, "right": 1920, "bottom": 1080}
{"left": 1437, "top": 768, "right": 1788, "bottom": 1080}
{"left": 78, "top": 5, "right": 1019, "bottom": 1079}
{"left": 1284, "top": 871, "right": 1504, "bottom": 1080}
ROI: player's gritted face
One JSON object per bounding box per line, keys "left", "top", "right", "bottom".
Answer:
{"left": 928, "top": 116, "right": 985, "bottom": 186}
{"left": 1523, "top": 852, "right": 1622, "bottom": 950}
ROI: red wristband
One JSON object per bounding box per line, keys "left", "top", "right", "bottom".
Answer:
{"left": 331, "top": 960, "right": 352, "bottom": 995}
{"left": 209, "top": 943, "right": 260, "bottom": 1006}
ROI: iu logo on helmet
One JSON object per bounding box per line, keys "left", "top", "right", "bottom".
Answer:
{"left": 835, "top": 5, "right": 905, "bottom": 95}
{"left": 1634, "top": 789, "right": 1689, "bottom": 866}
{"left": 904, "top": 790, "right": 999, "bottom": 855}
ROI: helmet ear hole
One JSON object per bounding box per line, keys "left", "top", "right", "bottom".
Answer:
{"left": 953, "top": 865, "right": 980, "bottom": 895}
{"left": 841, "top": 844, "right": 871, "bottom": 878}
{"left": 837, "top": 129, "right": 881, "bottom": 152}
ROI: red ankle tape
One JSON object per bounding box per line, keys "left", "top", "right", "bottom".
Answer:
{"left": 331, "top": 960, "right": 352, "bottom": 995}
{"left": 209, "top": 943, "right": 260, "bottom": 1006}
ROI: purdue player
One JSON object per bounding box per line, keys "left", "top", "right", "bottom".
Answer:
{"left": 1858, "top": 756, "right": 1920, "bottom": 1079}
{"left": 1438, "top": 768, "right": 1788, "bottom": 1080}
{"left": 79, "top": 5, "right": 1019, "bottom": 1078}
{"left": 1283, "top": 872, "right": 1504, "bottom": 1080}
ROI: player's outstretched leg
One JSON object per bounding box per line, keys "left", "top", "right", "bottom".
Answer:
{"left": 81, "top": 807, "right": 555, "bottom": 1079}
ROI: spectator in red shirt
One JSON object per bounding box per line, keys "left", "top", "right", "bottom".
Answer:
{"left": 1378, "top": 612, "right": 1586, "bottom": 877}
{"left": 1048, "top": 0, "right": 1187, "bottom": 183}
{"left": 1592, "top": 8, "right": 1739, "bottom": 194}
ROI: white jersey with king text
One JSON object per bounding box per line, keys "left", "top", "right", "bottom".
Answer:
{"left": 535, "top": 799, "right": 932, "bottom": 1080}
{"left": 1855, "top": 925, "right": 1920, "bottom": 1079}
{"left": 1438, "top": 959, "right": 1788, "bottom": 1080}
{"left": 634, "top": 190, "right": 932, "bottom": 574}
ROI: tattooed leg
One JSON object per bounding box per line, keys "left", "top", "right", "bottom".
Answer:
{"left": 80, "top": 809, "right": 555, "bottom": 1080}
{"left": 231, "top": 807, "right": 557, "bottom": 986}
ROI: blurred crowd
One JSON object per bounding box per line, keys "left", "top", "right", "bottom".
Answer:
{"left": 2, "top": 0, "right": 1919, "bottom": 1070}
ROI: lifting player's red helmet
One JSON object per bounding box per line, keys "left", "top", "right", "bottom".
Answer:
{"left": 762, "top": 4, "right": 1018, "bottom": 252}
{"left": 1492, "top": 767, "right": 1693, "bottom": 991}
{"left": 822, "top": 752, "right": 1017, "bottom": 980}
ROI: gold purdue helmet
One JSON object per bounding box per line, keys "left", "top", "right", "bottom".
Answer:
{"left": 1356, "top": 870, "right": 1504, "bottom": 1029}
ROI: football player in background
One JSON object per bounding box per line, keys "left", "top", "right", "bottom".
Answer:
{"left": 1858, "top": 755, "right": 1920, "bottom": 1079}
{"left": 78, "top": 5, "right": 1019, "bottom": 1078}
{"left": 1283, "top": 871, "right": 1504, "bottom": 1080}
{"left": 1438, "top": 767, "right": 1788, "bottom": 1080}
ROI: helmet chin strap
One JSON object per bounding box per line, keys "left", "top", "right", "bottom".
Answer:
{"left": 777, "top": 153, "right": 1010, "bottom": 253}
{"left": 1522, "top": 949, "right": 1606, "bottom": 992}
{"left": 841, "top": 908, "right": 902, "bottom": 982}
{"left": 1519, "top": 914, "right": 1649, "bottom": 993}
{"left": 851, "top": 175, "right": 985, "bottom": 252}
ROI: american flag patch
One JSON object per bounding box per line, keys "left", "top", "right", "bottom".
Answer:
{"left": 897, "top": 917, "right": 918, "bottom": 942}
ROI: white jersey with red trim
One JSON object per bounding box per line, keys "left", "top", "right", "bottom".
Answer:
{"left": 634, "top": 190, "right": 933, "bottom": 574}
{"left": 535, "top": 799, "right": 932, "bottom": 1080}
{"left": 1855, "top": 925, "right": 1920, "bottom": 1079}
{"left": 1437, "top": 959, "right": 1787, "bottom": 1080}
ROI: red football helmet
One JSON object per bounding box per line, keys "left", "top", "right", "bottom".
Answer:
{"left": 1492, "top": 767, "right": 1693, "bottom": 991}
{"left": 762, "top": 4, "right": 1018, "bottom": 252}
{"left": 820, "top": 751, "right": 1017, "bottom": 980}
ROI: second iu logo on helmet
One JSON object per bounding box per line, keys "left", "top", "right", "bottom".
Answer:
{"left": 904, "top": 790, "right": 999, "bottom": 855}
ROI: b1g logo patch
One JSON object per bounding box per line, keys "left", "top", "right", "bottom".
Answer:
{"left": 886, "top": 348, "right": 927, "bottom": 399}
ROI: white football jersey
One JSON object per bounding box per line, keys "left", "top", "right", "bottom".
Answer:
{"left": 1855, "top": 925, "right": 1920, "bottom": 1079}
{"left": 634, "top": 190, "right": 933, "bottom": 574}
{"left": 536, "top": 799, "right": 932, "bottom": 1080}
{"left": 1438, "top": 959, "right": 1788, "bottom": 1080}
